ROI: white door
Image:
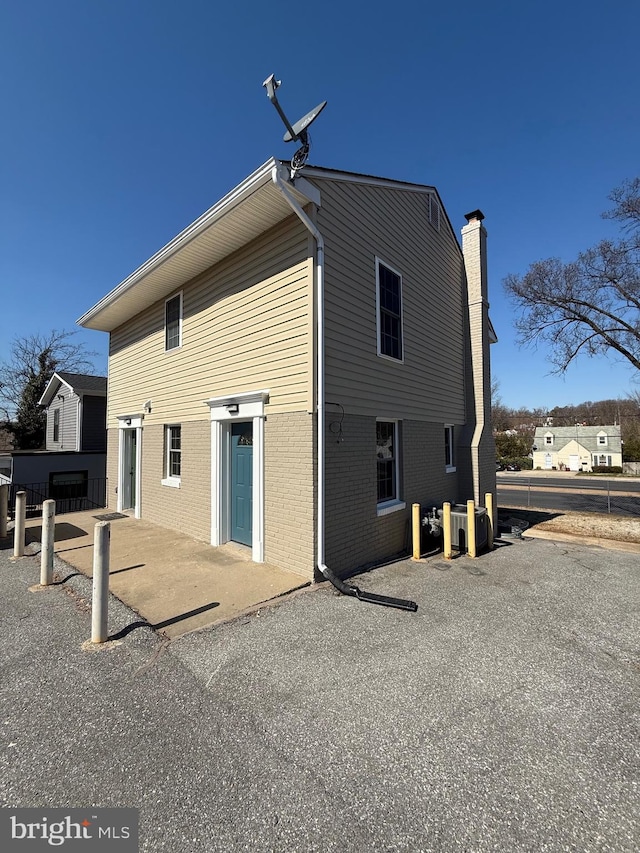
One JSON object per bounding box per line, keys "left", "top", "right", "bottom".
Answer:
{"left": 569, "top": 454, "right": 580, "bottom": 472}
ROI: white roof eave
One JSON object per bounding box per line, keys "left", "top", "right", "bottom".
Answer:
{"left": 77, "top": 159, "right": 317, "bottom": 333}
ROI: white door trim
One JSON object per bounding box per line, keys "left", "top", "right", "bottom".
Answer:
{"left": 206, "top": 390, "right": 268, "bottom": 563}
{"left": 117, "top": 413, "right": 143, "bottom": 519}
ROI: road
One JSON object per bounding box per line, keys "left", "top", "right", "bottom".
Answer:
{"left": 497, "top": 474, "right": 640, "bottom": 516}
{"left": 2, "top": 537, "right": 639, "bottom": 851}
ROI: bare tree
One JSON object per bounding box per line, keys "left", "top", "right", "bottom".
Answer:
{"left": 504, "top": 177, "right": 640, "bottom": 374}
{"left": 0, "top": 330, "right": 98, "bottom": 449}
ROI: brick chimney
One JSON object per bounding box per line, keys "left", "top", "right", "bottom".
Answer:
{"left": 461, "top": 209, "right": 496, "bottom": 508}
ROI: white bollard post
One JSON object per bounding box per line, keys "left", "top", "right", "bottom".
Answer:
{"left": 0, "top": 484, "right": 8, "bottom": 538}
{"left": 485, "top": 492, "right": 494, "bottom": 550}
{"left": 91, "top": 521, "right": 111, "bottom": 644}
{"left": 13, "top": 491, "right": 26, "bottom": 558}
{"left": 40, "top": 499, "right": 56, "bottom": 586}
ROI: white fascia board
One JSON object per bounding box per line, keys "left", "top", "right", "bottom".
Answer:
{"left": 38, "top": 372, "right": 74, "bottom": 407}
{"left": 77, "top": 158, "right": 285, "bottom": 329}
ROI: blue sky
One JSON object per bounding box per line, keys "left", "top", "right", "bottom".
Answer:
{"left": 1, "top": 0, "right": 638, "bottom": 411}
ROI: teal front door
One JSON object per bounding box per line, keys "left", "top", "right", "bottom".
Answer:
{"left": 231, "top": 422, "right": 253, "bottom": 546}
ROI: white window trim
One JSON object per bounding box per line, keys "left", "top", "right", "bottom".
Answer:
{"left": 375, "top": 257, "right": 404, "bottom": 363}
{"left": 164, "top": 291, "right": 183, "bottom": 352}
{"left": 597, "top": 433, "right": 607, "bottom": 446}
{"left": 116, "top": 413, "right": 143, "bottom": 519}
{"left": 162, "top": 424, "right": 181, "bottom": 487}
{"left": 445, "top": 424, "right": 456, "bottom": 473}
{"left": 377, "top": 499, "right": 406, "bottom": 517}
{"left": 376, "top": 418, "right": 404, "bottom": 516}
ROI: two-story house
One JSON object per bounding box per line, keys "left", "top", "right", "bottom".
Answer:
{"left": 7, "top": 372, "right": 107, "bottom": 514}
{"left": 78, "top": 159, "right": 496, "bottom": 581}
{"left": 532, "top": 425, "right": 623, "bottom": 471}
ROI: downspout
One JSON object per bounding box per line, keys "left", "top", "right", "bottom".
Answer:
{"left": 77, "top": 394, "right": 83, "bottom": 452}
{"left": 271, "top": 165, "right": 417, "bottom": 612}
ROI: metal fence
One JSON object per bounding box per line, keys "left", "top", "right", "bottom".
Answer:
{"left": 498, "top": 477, "right": 640, "bottom": 517}
{"left": 8, "top": 479, "right": 108, "bottom": 519}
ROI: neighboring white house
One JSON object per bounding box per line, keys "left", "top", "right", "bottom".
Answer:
{"left": 532, "top": 425, "right": 623, "bottom": 471}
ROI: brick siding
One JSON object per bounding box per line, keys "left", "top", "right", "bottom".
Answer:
{"left": 264, "top": 411, "right": 316, "bottom": 579}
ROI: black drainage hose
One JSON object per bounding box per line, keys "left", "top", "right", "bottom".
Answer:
{"left": 320, "top": 564, "right": 418, "bottom": 613}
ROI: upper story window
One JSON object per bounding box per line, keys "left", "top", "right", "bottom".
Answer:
{"left": 53, "top": 408, "right": 60, "bottom": 443}
{"left": 445, "top": 425, "right": 455, "bottom": 472}
{"left": 376, "top": 258, "right": 403, "bottom": 362}
{"left": 597, "top": 432, "right": 607, "bottom": 446}
{"left": 544, "top": 432, "right": 553, "bottom": 446}
{"left": 165, "top": 293, "right": 182, "bottom": 351}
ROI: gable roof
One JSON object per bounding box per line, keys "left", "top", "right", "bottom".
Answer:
{"left": 38, "top": 372, "right": 107, "bottom": 407}
{"left": 77, "top": 159, "right": 461, "bottom": 334}
{"left": 534, "top": 425, "right": 622, "bottom": 454}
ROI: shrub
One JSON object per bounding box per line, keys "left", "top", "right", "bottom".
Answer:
{"left": 591, "top": 465, "right": 623, "bottom": 474}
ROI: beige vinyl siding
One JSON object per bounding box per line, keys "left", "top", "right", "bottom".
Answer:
{"left": 317, "top": 179, "right": 466, "bottom": 423}
{"left": 108, "top": 216, "right": 313, "bottom": 427}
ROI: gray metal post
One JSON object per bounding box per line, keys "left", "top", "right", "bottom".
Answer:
{"left": 13, "top": 491, "right": 26, "bottom": 558}
{"left": 91, "top": 521, "right": 111, "bottom": 644}
{"left": 40, "top": 499, "right": 56, "bottom": 586}
{"left": 0, "top": 484, "right": 8, "bottom": 538}
{"left": 607, "top": 479, "right": 611, "bottom": 514}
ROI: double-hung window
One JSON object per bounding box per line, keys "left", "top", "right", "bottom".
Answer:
{"left": 376, "top": 258, "right": 403, "bottom": 361}
{"left": 376, "top": 420, "right": 404, "bottom": 514}
{"left": 445, "top": 425, "right": 455, "bottom": 472}
{"left": 162, "top": 425, "right": 181, "bottom": 487}
{"left": 165, "top": 293, "right": 182, "bottom": 351}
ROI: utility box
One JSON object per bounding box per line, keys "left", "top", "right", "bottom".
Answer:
{"left": 449, "top": 504, "right": 488, "bottom": 552}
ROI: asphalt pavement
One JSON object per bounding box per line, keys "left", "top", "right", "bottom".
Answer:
{"left": 1, "top": 533, "right": 638, "bottom": 852}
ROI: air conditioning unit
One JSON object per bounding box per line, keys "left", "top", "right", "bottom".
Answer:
{"left": 449, "top": 504, "right": 488, "bottom": 551}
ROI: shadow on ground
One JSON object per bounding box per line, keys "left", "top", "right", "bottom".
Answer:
{"left": 498, "top": 507, "right": 563, "bottom": 532}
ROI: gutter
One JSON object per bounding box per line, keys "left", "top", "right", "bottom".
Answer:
{"left": 271, "top": 164, "right": 417, "bottom": 612}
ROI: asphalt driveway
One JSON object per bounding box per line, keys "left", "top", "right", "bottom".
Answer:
{"left": 1, "top": 533, "right": 638, "bottom": 851}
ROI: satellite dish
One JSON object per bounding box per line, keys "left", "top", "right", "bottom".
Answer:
{"left": 262, "top": 74, "right": 327, "bottom": 174}
{"left": 283, "top": 100, "right": 327, "bottom": 143}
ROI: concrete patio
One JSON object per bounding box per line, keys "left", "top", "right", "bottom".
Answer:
{"left": 20, "top": 510, "right": 311, "bottom": 638}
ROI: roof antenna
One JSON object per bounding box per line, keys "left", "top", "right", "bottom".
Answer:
{"left": 262, "top": 74, "right": 327, "bottom": 178}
